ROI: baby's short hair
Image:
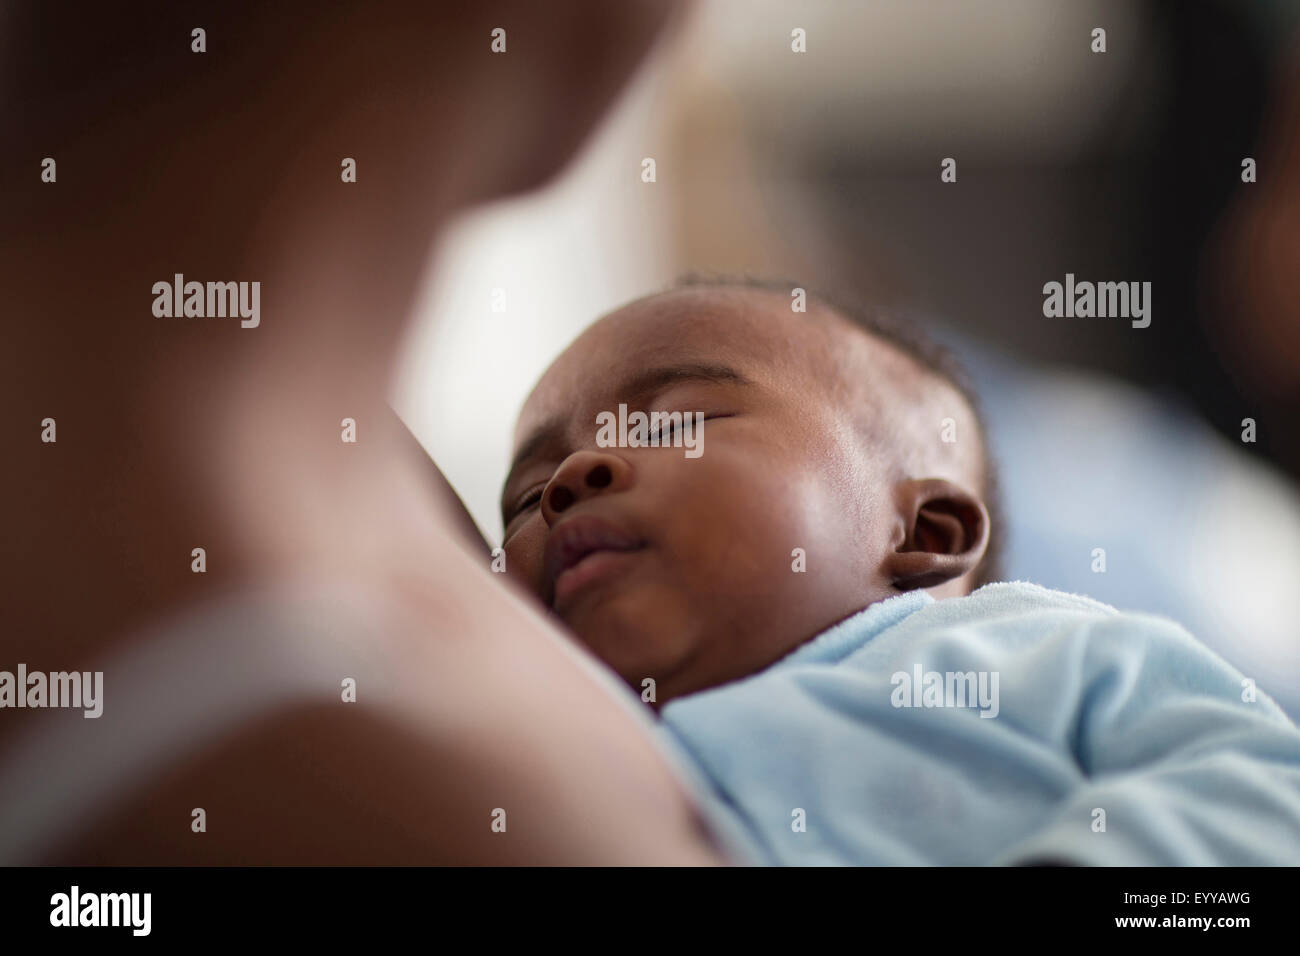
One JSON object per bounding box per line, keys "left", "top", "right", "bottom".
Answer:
{"left": 674, "top": 274, "right": 1004, "bottom": 588}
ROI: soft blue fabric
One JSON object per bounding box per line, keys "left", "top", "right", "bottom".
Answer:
{"left": 938, "top": 326, "right": 1300, "bottom": 721}
{"left": 656, "top": 582, "right": 1300, "bottom": 865}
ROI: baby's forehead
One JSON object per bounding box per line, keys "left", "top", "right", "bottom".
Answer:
{"left": 516, "top": 287, "right": 914, "bottom": 436}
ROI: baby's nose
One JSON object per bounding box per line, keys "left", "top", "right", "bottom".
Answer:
{"left": 542, "top": 450, "right": 633, "bottom": 524}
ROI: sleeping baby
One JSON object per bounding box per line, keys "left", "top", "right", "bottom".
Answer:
{"left": 497, "top": 279, "right": 1300, "bottom": 866}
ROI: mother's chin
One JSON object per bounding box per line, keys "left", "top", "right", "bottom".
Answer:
{"left": 456, "top": 0, "right": 684, "bottom": 206}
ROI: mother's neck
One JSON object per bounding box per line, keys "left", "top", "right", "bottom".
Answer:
{"left": 1, "top": 98, "right": 465, "bottom": 668}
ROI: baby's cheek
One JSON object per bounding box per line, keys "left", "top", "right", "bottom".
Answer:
{"left": 707, "top": 473, "right": 816, "bottom": 587}
{"left": 777, "top": 471, "right": 864, "bottom": 566}
{"left": 502, "top": 519, "right": 547, "bottom": 595}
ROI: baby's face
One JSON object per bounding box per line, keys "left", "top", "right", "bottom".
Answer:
{"left": 502, "top": 288, "right": 911, "bottom": 704}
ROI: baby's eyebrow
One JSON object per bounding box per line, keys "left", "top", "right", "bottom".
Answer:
{"left": 503, "top": 362, "right": 753, "bottom": 503}
{"left": 616, "top": 362, "right": 753, "bottom": 401}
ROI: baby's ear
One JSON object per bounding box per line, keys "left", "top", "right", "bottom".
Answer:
{"left": 884, "top": 478, "right": 989, "bottom": 592}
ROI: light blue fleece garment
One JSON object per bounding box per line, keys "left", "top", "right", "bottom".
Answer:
{"left": 655, "top": 582, "right": 1300, "bottom": 866}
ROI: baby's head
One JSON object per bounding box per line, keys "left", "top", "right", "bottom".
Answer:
{"left": 502, "top": 281, "right": 1000, "bottom": 703}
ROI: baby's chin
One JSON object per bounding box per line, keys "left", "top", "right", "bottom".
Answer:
{"left": 556, "top": 588, "right": 702, "bottom": 697}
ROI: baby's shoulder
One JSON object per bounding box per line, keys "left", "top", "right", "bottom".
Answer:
{"left": 877, "top": 581, "right": 1255, "bottom": 711}
{"left": 894, "top": 580, "right": 1130, "bottom": 643}
{"left": 871, "top": 580, "right": 1199, "bottom": 672}
{"left": 934, "top": 580, "right": 1121, "bottom": 623}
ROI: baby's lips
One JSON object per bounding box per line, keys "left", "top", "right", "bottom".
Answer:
{"left": 542, "top": 513, "right": 646, "bottom": 605}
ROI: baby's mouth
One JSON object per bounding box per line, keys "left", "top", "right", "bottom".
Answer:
{"left": 542, "top": 514, "right": 646, "bottom": 610}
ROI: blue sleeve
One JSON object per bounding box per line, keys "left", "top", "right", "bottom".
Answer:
{"left": 994, "top": 612, "right": 1300, "bottom": 865}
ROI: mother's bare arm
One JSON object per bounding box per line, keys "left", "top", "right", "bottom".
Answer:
{"left": 392, "top": 408, "right": 494, "bottom": 558}
{"left": 50, "top": 462, "right": 727, "bottom": 865}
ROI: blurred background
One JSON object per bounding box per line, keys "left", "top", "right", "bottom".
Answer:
{"left": 393, "top": 0, "right": 1300, "bottom": 716}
